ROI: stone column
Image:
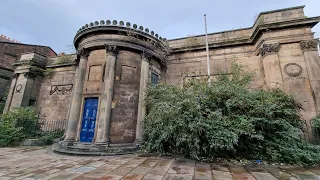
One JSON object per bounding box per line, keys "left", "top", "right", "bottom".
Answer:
{"left": 64, "top": 49, "right": 89, "bottom": 142}
{"left": 135, "top": 51, "right": 151, "bottom": 147}
{"left": 3, "top": 74, "right": 18, "bottom": 113}
{"left": 260, "top": 43, "right": 283, "bottom": 89}
{"left": 96, "top": 45, "right": 119, "bottom": 145}
{"left": 301, "top": 39, "right": 320, "bottom": 112}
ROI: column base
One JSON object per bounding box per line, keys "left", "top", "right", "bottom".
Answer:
{"left": 95, "top": 140, "right": 110, "bottom": 147}
{"left": 134, "top": 139, "right": 144, "bottom": 148}
{"left": 59, "top": 139, "right": 75, "bottom": 148}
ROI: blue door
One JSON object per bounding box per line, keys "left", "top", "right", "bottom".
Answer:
{"left": 80, "top": 98, "right": 98, "bottom": 142}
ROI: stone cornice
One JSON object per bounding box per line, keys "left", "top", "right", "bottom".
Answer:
{"left": 169, "top": 16, "right": 320, "bottom": 52}
{"left": 300, "top": 39, "right": 318, "bottom": 52}
{"left": 74, "top": 23, "right": 167, "bottom": 50}
{"left": 77, "top": 38, "right": 167, "bottom": 67}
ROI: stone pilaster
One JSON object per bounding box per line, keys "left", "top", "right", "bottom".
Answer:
{"left": 301, "top": 39, "right": 320, "bottom": 112}
{"left": 95, "top": 45, "right": 119, "bottom": 145}
{"left": 135, "top": 51, "right": 152, "bottom": 147}
{"left": 64, "top": 49, "right": 89, "bottom": 142}
{"left": 260, "top": 43, "right": 283, "bottom": 89}
{"left": 3, "top": 74, "right": 18, "bottom": 113}
{"left": 7, "top": 72, "right": 36, "bottom": 109}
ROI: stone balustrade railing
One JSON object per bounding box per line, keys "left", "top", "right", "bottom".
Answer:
{"left": 76, "top": 20, "right": 167, "bottom": 44}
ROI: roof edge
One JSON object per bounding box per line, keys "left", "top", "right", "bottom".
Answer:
{"left": 0, "top": 41, "right": 57, "bottom": 56}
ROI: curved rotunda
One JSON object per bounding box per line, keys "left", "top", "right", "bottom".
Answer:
{"left": 61, "top": 20, "right": 169, "bottom": 151}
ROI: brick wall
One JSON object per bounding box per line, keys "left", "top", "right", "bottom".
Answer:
{"left": 0, "top": 42, "right": 57, "bottom": 99}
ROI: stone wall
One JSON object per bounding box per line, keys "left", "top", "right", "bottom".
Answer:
{"left": 109, "top": 50, "right": 141, "bottom": 144}
{"left": 166, "top": 45, "right": 263, "bottom": 88}
{"left": 166, "top": 5, "right": 320, "bottom": 122}
{"left": 37, "top": 66, "right": 75, "bottom": 123}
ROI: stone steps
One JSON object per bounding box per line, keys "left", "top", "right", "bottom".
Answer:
{"left": 52, "top": 142, "right": 138, "bottom": 156}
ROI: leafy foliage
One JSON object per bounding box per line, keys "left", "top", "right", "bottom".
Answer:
{"left": 0, "top": 87, "right": 9, "bottom": 114}
{"left": 313, "top": 115, "right": 320, "bottom": 129}
{"left": 56, "top": 53, "right": 74, "bottom": 64}
{"left": 143, "top": 62, "right": 320, "bottom": 165}
{"left": 39, "top": 130, "right": 64, "bottom": 145}
{"left": 0, "top": 107, "right": 64, "bottom": 146}
{"left": 0, "top": 107, "right": 40, "bottom": 146}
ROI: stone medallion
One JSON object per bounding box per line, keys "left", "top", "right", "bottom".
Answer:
{"left": 284, "top": 63, "right": 302, "bottom": 77}
{"left": 15, "top": 84, "right": 22, "bottom": 93}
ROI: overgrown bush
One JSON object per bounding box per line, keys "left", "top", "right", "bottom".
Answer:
{"left": 0, "top": 107, "right": 39, "bottom": 146}
{"left": 0, "top": 87, "right": 9, "bottom": 114}
{"left": 39, "top": 130, "right": 64, "bottom": 145}
{"left": 143, "top": 62, "right": 320, "bottom": 165}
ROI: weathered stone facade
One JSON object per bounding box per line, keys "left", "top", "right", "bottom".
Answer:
{"left": 0, "top": 38, "right": 57, "bottom": 105}
{"left": 3, "top": 5, "right": 320, "bottom": 152}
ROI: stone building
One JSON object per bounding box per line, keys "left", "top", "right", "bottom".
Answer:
{"left": 0, "top": 35, "right": 56, "bottom": 105}
{"left": 3, "top": 5, "right": 320, "bottom": 153}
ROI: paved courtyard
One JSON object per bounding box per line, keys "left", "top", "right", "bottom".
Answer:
{"left": 1, "top": 147, "right": 320, "bottom": 179}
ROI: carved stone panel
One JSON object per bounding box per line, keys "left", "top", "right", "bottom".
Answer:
{"left": 50, "top": 84, "right": 73, "bottom": 95}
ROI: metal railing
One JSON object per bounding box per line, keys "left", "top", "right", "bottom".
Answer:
{"left": 37, "top": 119, "right": 67, "bottom": 132}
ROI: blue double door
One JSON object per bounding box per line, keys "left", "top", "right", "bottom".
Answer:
{"left": 80, "top": 98, "right": 98, "bottom": 142}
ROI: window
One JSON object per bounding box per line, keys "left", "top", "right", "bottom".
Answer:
{"left": 151, "top": 72, "right": 159, "bottom": 85}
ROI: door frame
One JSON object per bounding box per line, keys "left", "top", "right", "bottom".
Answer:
{"left": 76, "top": 94, "right": 101, "bottom": 143}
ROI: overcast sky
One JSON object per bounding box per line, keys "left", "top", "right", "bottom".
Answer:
{"left": 0, "top": 0, "right": 319, "bottom": 54}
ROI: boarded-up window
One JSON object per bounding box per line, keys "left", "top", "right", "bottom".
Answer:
{"left": 88, "top": 65, "right": 102, "bottom": 81}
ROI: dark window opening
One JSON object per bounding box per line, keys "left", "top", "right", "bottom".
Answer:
{"left": 28, "top": 100, "right": 36, "bottom": 106}
{"left": 151, "top": 72, "right": 159, "bottom": 85}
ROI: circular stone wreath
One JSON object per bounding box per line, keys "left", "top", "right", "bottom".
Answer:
{"left": 284, "top": 63, "right": 302, "bottom": 77}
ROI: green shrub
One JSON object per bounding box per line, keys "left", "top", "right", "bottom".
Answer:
{"left": 0, "top": 87, "right": 9, "bottom": 114}
{"left": 0, "top": 101, "right": 5, "bottom": 114}
{"left": 143, "top": 62, "right": 320, "bottom": 165}
{"left": 39, "top": 130, "right": 64, "bottom": 145}
{"left": 0, "top": 107, "right": 39, "bottom": 146}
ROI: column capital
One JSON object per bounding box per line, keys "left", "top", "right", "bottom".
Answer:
{"left": 105, "top": 45, "right": 119, "bottom": 55}
{"left": 78, "top": 48, "right": 90, "bottom": 59}
{"left": 141, "top": 51, "right": 152, "bottom": 61}
{"left": 260, "top": 43, "right": 280, "bottom": 57}
{"left": 76, "top": 48, "right": 89, "bottom": 64}
{"left": 23, "top": 72, "right": 37, "bottom": 79}
{"left": 301, "top": 39, "right": 318, "bottom": 52}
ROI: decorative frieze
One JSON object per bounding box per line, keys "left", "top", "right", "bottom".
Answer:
{"left": 300, "top": 40, "right": 318, "bottom": 52}
{"left": 50, "top": 84, "right": 73, "bottom": 95}
{"left": 105, "top": 45, "right": 119, "bottom": 55}
{"left": 284, "top": 63, "right": 302, "bottom": 77}
{"left": 260, "top": 43, "right": 280, "bottom": 57}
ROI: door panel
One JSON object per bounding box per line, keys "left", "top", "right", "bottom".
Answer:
{"left": 80, "top": 98, "right": 98, "bottom": 142}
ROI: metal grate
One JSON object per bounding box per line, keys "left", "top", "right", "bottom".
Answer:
{"left": 37, "top": 119, "right": 67, "bottom": 132}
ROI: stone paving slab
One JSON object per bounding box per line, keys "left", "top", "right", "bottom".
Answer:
{"left": 1, "top": 147, "right": 320, "bottom": 179}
